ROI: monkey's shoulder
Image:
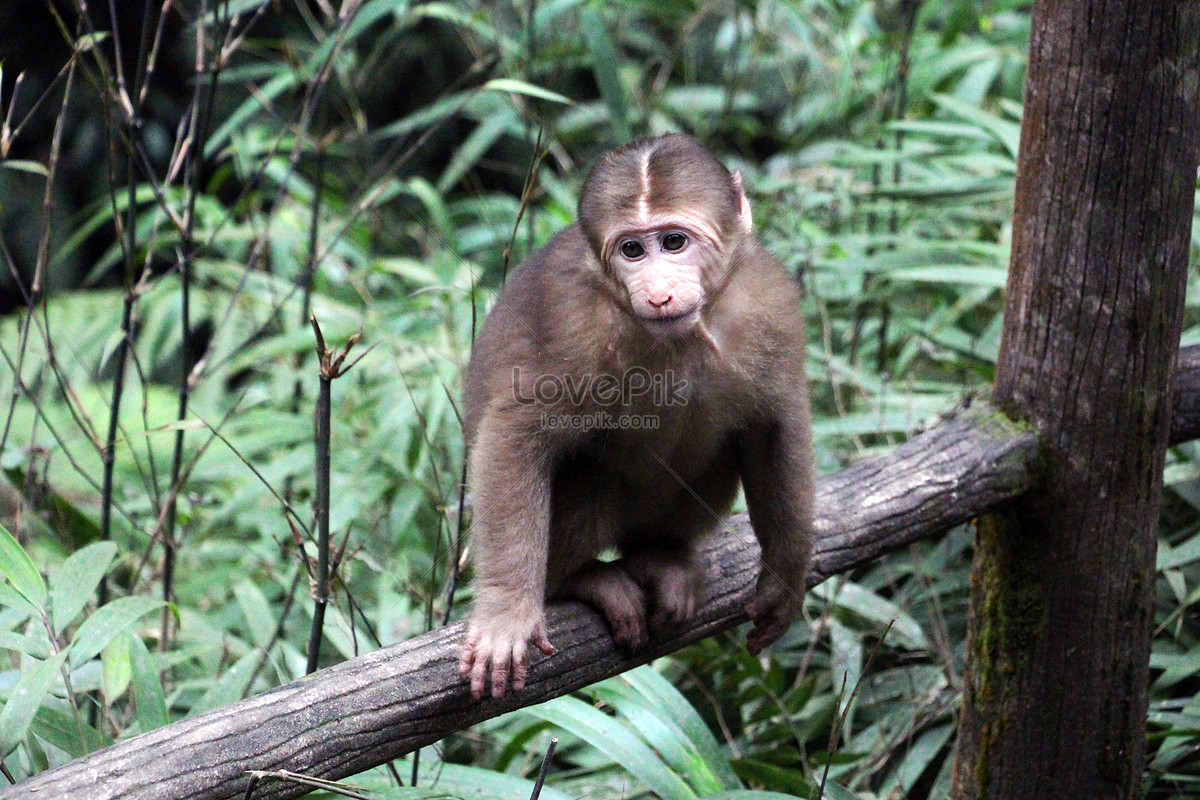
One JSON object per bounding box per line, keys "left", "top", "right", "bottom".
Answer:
{"left": 715, "top": 250, "right": 806, "bottom": 361}
{"left": 463, "top": 225, "right": 616, "bottom": 439}
{"left": 490, "top": 226, "right": 625, "bottom": 364}
{"left": 735, "top": 245, "right": 805, "bottom": 317}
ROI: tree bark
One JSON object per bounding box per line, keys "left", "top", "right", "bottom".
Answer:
{"left": 1170, "top": 345, "right": 1200, "bottom": 443}
{"left": 950, "top": 3, "right": 1200, "bottom": 798}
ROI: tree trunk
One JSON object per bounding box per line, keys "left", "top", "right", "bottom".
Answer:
{"left": 950, "top": 2, "right": 1200, "bottom": 798}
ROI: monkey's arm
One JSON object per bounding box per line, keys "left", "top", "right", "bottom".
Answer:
{"left": 738, "top": 389, "right": 816, "bottom": 654}
{"left": 458, "top": 410, "right": 558, "bottom": 698}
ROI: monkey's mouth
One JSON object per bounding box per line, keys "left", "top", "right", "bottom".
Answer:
{"left": 637, "top": 306, "right": 701, "bottom": 335}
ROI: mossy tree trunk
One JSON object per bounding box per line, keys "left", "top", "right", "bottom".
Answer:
{"left": 950, "top": 2, "right": 1200, "bottom": 798}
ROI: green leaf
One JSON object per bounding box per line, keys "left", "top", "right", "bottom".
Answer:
{"left": 708, "top": 792, "right": 826, "bottom": 800}
{"left": 205, "top": 71, "right": 298, "bottom": 157}
{"left": 51, "top": 541, "right": 117, "bottom": 635}
{"left": 493, "top": 719, "right": 556, "bottom": 773}
{"left": 191, "top": 650, "right": 261, "bottom": 715}
{"left": 623, "top": 665, "right": 741, "bottom": 790}
{"left": 1157, "top": 527, "right": 1200, "bottom": 570}
{"left": 0, "top": 630, "right": 48, "bottom": 657}
{"left": 68, "top": 596, "right": 166, "bottom": 670}
{"left": 373, "top": 89, "right": 475, "bottom": 140}
{"left": 730, "top": 757, "right": 815, "bottom": 796}
{"left": 129, "top": 633, "right": 168, "bottom": 731}
{"left": 0, "top": 651, "right": 68, "bottom": 757}
{"left": 590, "top": 676, "right": 723, "bottom": 796}
{"left": 28, "top": 705, "right": 109, "bottom": 758}
{"left": 405, "top": 760, "right": 575, "bottom": 800}
{"left": 0, "top": 160, "right": 49, "bottom": 177}
{"left": 580, "top": 7, "right": 631, "bottom": 142}
{"left": 234, "top": 579, "right": 276, "bottom": 649}
{"left": 885, "top": 265, "right": 1008, "bottom": 288}
{"left": 102, "top": 631, "right": 134, "bottom": 704}
{"left": 482, "top": 78, "right": 573, "bottom": 106}
{"left": 877, "top": 723, "right": 954, "bottom": 797}
{"left": 73, "top": 31, "right": 111, "bottom": 52}
{"left": 526, "top": 694, "right": 697, "bottom": 800}
{"left": 931, "top": 93, "right": 1021, "bottom": 158}
{"left": 813, "top": 582, "right": 929, "bottom": 651}
{"left": 437, "top": 112, "right": 515, "bottom": 194}
{"left": 0, "top": 523, "right": 46, "bottom": 611}
{"left": 0, "top": 577, "right": 37, "bottom": 618}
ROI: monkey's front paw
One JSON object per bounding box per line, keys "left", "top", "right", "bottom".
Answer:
{"left": 744, "top": 571, "right": 802, "bottom": 655}
{"left": 458, "top": 614, "right": 555, "bottom": 700}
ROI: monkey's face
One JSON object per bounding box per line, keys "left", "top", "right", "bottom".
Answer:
{"left": 578, "top": 135, "right": 755, "bottom": 337}
{"left": 601, "top": 215, "right": 721, "bottom": 336}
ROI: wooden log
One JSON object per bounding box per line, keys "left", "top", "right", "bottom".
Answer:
{"left": 1171, "top": 344, "right": 1200, "bottom": 445}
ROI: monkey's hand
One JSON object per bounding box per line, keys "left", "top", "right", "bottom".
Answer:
{"left": 459, "top": 611, "right": 555, "bottom": 699}
{"left": 744, "top": 569, "right": 802, "bottom": 655}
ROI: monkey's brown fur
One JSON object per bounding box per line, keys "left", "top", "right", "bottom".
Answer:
{"left": 459, "top": 135, "right": 815, "bottom": 698}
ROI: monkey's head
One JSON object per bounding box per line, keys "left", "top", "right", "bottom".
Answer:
{"left": 578, "top": 134, "right": 754, "bottom": 336}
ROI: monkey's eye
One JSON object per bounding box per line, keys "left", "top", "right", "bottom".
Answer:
{"left": 662, "top": 232, "right": 687, "bottom": 252}
{"left": 620, "top": 240, "right": 646, "bottom": 259}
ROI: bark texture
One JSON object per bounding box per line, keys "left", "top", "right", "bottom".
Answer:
{"left": 1171, "top": 345, "right": 1200, "bottom": 443}
{"left": 950, "top": 3, "right": 1200, "bottom": 798}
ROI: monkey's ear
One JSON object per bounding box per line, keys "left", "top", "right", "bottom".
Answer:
{"left": 731, "top": 171, "right": 753, "bottom": 235}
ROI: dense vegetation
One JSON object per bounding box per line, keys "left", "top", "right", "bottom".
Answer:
{"left": 0, "top": 1, "right": 1198, "bottom": 797}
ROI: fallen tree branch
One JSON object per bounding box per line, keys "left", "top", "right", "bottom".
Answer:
{"left": 1171, "top": 344, "right": 1200, "bottom": 444}
{"left": 0, "top": 410, "right": 1039, "bottom": 800}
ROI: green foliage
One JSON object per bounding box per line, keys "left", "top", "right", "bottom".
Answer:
{"left": 0, "top": 0, "right": 1198, "bottom": 797}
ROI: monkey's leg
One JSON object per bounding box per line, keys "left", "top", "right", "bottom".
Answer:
{"left": 621, "top": 541, "right": 706, "bottom": 632}
{"left": 546, "top": 464, "right": 650, "bottom": 648}
{"left": 622, "top": 453, "right": 740, "bottom": 631}
{"left": 562, "top": 560, "right": 650, "bottom": 649}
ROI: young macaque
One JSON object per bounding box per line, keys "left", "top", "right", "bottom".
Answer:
{"left": 458, "top": 134, "right": 815, "bottom": 699}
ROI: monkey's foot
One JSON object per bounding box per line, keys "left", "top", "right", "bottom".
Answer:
{"left": 568, "top": 561, "right": 649, "bottom": 649}
{"left": 643, "top": 559, "right": 705, "bottom": 631}
{"left": 618, "top": 550, "right": 706, "bottom": 632}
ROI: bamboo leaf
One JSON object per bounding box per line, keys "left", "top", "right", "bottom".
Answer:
{"left": 0, "top": 651, "right": 68, "bottom": 757}
{"left": 0, "top": 523, "right": 46, "bottom": 612}
{"left": 50, "top": 541, "right": 117, "bottom": 636}
{"left": 526, "top": 694, "right": 697, "bottom": 800}
{"left": 580, "top": 7, "right": 631, "bottom": 142}
{"left": 68, "top": 596, "right": 166, "bottom": 670}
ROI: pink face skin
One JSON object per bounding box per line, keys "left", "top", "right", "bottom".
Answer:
{"left": 602, "top": 207, "right": 729, "bottom": 336}
{"left": 607, "top": 225, "right": 709, "bottom": 334}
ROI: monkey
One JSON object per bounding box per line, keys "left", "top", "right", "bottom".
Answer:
{"left": 457, "top": 134, "right": 815, "bottom": 699}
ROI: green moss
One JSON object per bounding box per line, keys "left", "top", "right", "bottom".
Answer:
{"left": 963, "top": 511, "right": 1049, "bottom": 798}
{"left": 976, "top": 407, "right": 1036, "bottom": 438}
